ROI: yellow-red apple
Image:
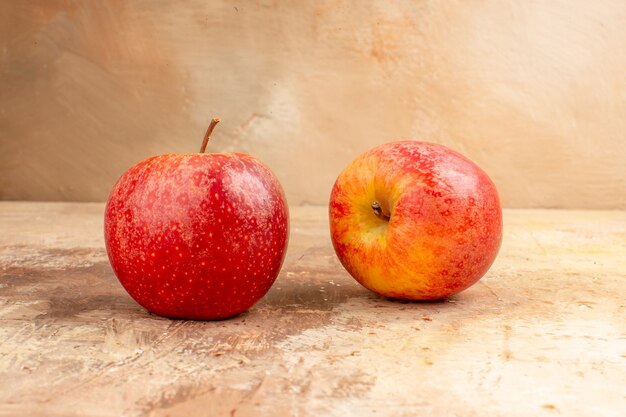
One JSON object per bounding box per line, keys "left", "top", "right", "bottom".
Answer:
{"left": 329, "top": 141, "right": 502, "bottom": 300}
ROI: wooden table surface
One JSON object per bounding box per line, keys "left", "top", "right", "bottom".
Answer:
{"left": 0, "top": 202, "right": 624, "bottom": 417}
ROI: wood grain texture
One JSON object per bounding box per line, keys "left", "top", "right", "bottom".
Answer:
{"left": 1, "top": 1, "right": 626, "bottom": 208}
{"left": 1, "top": 202, "right": 625, "bottom": 416}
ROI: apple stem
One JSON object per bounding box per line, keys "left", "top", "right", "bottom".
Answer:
{"left": 199, "top": 117, "right": 221, "bottom": 153}
{"left": 372, "top": 201, "right": 391, "bottom": 221}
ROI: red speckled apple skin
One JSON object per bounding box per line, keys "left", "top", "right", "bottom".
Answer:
{"left": 104, "top": 153, "right": 289, "bottom": 320}
{"left": 329, "top": 141, "right": 502, "bottom": 300}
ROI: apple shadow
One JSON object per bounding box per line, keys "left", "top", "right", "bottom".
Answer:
{"left": 261, "top": 268, "right": 467, "bottom": 316}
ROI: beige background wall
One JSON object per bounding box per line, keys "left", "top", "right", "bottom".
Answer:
{"left": 1, "top": 1, "right": 625, "bottom": 208}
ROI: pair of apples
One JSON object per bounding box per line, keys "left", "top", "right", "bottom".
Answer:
{"left": 104, "top": 119, "right": 502, "bottom": 320}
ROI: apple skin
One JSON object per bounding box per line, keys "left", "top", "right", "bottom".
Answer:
{"left": 104, "top": 153, "right": 289, "bottom": 319}
{"left": 329, "top": 141, "right": 502, "bottom": 300}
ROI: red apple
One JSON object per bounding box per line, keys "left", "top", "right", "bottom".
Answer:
{"left": 329, "top": 141, "right": 502, "bottom": 300}
{"left": 104, "top": 119, "right": 289, "bottom": 319}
